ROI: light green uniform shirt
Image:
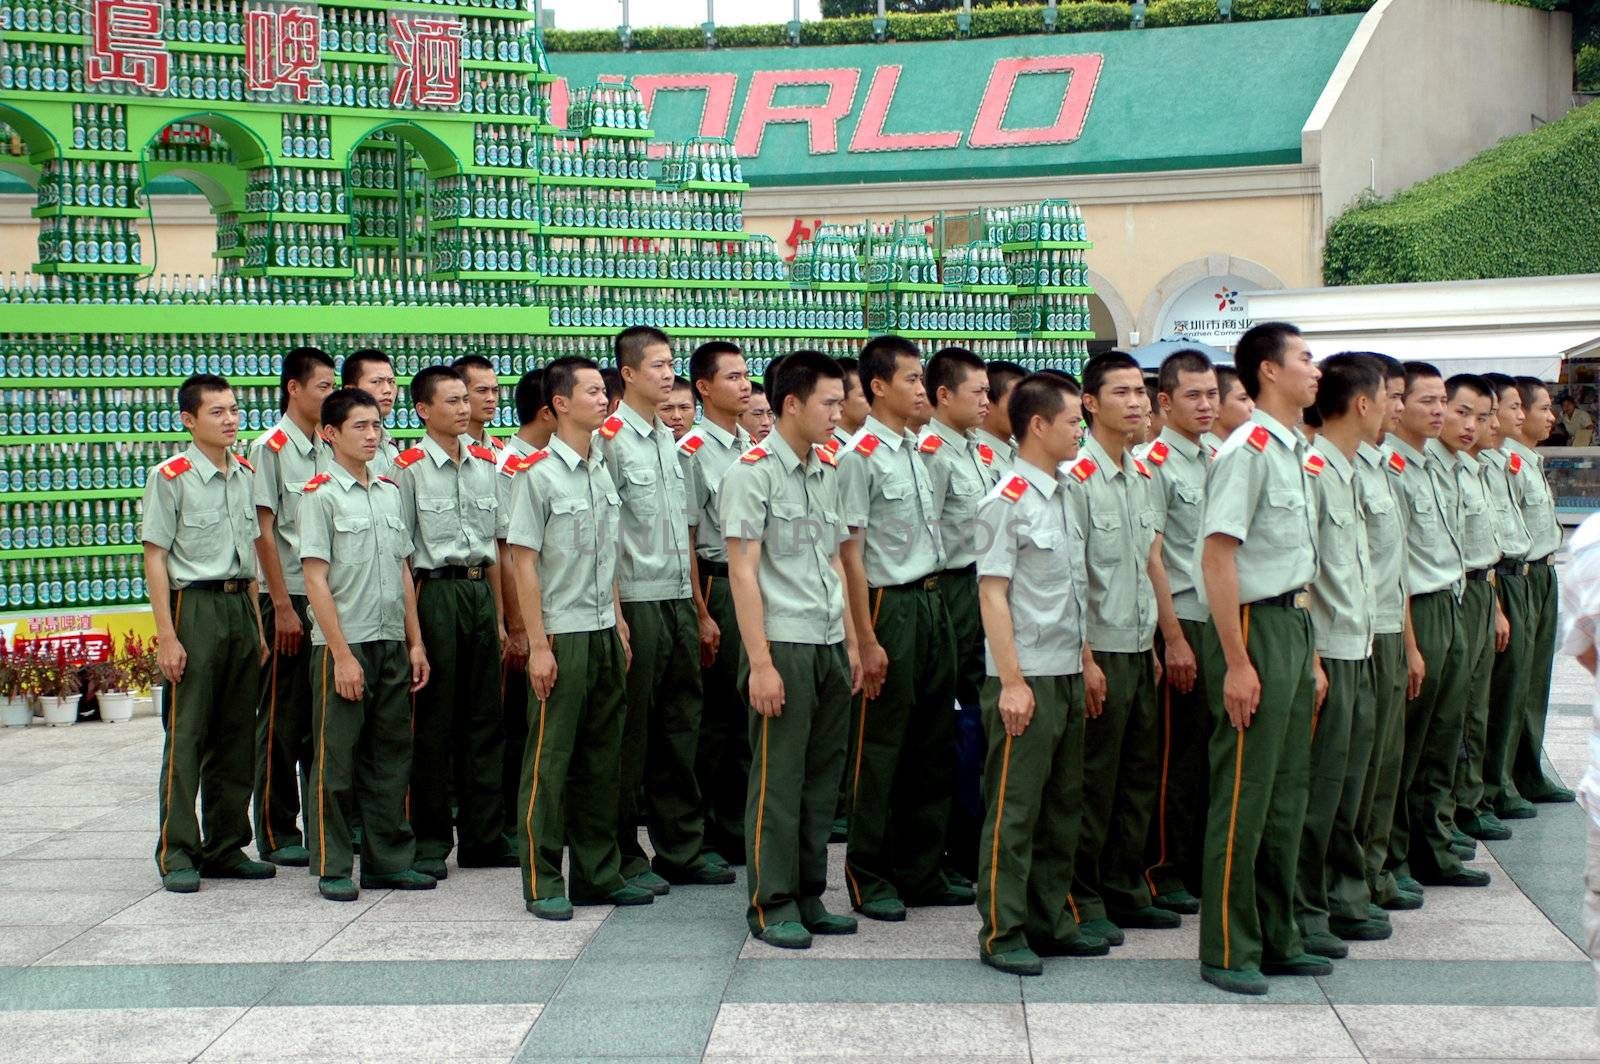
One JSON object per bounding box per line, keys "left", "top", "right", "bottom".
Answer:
{"left": 1480, "top": 447, "right": 1533, "bottom": 561}
{"left": 1195, "top": 411, "right": 1319, "bottom": 608}
{"left": 141, "top": 445, "right": 259, "bottom": 588}
{"left": 369, "top": 430, "right": 401, "bottom": 481}
{"left": 599, "top": 399, "right": 693, "bottom": 602}
{"left": 1355, "top": 441, "right": 1408, "bottom": 635}
{"left": 1063, "top": 433, "right": 1159, "bottom": 653}
{"left": 249, "top": 416, "right": 326, "bottom": 596}
{"left": 1454, "top": 449, "right": 1501, "bottom": 571}
{"left": 975, "top": 457, "right": 1086, "bottom": 677}
{"left": 1146, "top": 427, "right": 1209, "bottom": 623}
{"left": 506, "top": 434, "right": 622, "bottom": 635}
{"left": 921, "top": 417, "right": 1000, "bottom": 571}
{"left": 1309, "top": 440, "right": 1372, "bottom": 660}
{"left": 392, "top": 432, "right": 501, "bottom": 570}
{"left": 299, "top": 462, "right": 412, "bottom": 646}
{"left": 974, "top": 428, "right": 1014, "bottom": 479}
{"left": 719, "top": 430, "right": 848, "bottom": 646}
{"left": 495, "top": 434, "right": 544, "bottom": 529}
{"left": 1384, "top": 437, "right": 1464, "bottom": 597}
{"left": 1506, "top": 439, "right": 1561, "bottom": 559}
{"left": 682, "top": 417, "right": 752, "bottom": 565}
{"left": 839, "top": 414, "right": 945, "bottom": 587}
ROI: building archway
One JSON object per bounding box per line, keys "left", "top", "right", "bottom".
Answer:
{"left": 1136, "top": 255, "right": 1286, "bottom": 348}
{"left": 1086, "top": 268, "right": 1134, "bottom": 350}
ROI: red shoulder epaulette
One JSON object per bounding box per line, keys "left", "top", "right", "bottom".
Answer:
{"left": 1069, "top": 457, "right": 1097, "bottom": 483}
{"left": 468, "top": 444, "right": 496, "bottom": 463}
{"left": 918, "top": 434, "right": 943, "bottom": 455}
{"left": 1304, "top": 453, "right": 1325, "bottom": 477}
{"left": 502, "top": 450, "right": 548, "bottom": 476}
{"left": 490, "top": 435, "right": 505, "bottom": 450}
{"left": 678, "top": 432, "right": 706, "bottom": 457}
{"left": 303, "top": 472, "right": 333, "bottom": 493}
{"left": 854, "top": 433, "right": 880, "bottom": 457}
{"left": 377, "top": 475, "right": 397, "bottom": 486}
{"left": 159, "top": 455, "right": 192, "bottom": 480}
{"left": 740, "top": 446, "right": 769, "bottom": 464}
{"left": 822, "top": 436, "right": 841, "bottom": 457}
{"left": 816, "top": 445, "right": 839, "bottom": 467}
{"left": 265, "top": 428, "right": 288, "bottom": 453}
{"left": 233, "top": 453, "right": 254, "bottom": 473}
{"left": 1508, "top": 452, "right": 1523, "bottom": 474}
{"left": 1246, "top": 425, "right": 1270, "bottom": 453}
{"left": 393, "top": 446, "right": 425, "bottom": 469}
{"left": 598, "top": 415, "right": 624, "bottom": 440}
{"left": 1133, "top": 458, "right": 1152, "bottom": 479}
{"left": 977, "top": 443, "right": 994, "bottom": 466}
{"left": 999, "top": 475, "right": 1028, "bottom": 502}
{"left": 1387, "top": 452, "right": 1406, "bottom": 475}
{"left": 1146, "top": 440, "right": 1169, "bottom": 466}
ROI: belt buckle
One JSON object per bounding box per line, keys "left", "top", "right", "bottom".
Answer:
{"left": 1521, "top": 562, "right": 1530, "bottom": 577}
{"left": 223, "top": 579, "right": 242, "bottom": 593}
{"left": 923, "top": 575, "right": 938, "bottom": 591}
{"left": 1292, "top": 589, "right": 1310, "bottom": 610}
{"left": 467, "top": 566, "right": 483, "bottom": 580}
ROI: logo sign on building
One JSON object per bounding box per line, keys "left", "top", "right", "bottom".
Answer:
{"left": 244, "top": 2, "right": 324, "bottom": 102}
{"left": 1156, "top": 275, "right": 1260, "bottom": 349}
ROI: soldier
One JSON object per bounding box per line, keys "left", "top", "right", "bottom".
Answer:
{"left": 1207, "top": 364, "right": 1255, "bottom": 453}
{"left": 831, "top": 356, "right": 870, "bottom": 457}
{"left": 1294, "top": 355, "right": 1386, "bottom": 959}
{"left": 660, "top": 375, "right": 698, "bottom": 442}
{"left": 508, "top": 357, "right": 654, "bottom": 918}
{"left": 920, "top": 347, "right": 998, "bottom": 885}
{"left": 143, "top": 374, "right": 272, "bottom": 892}
{"left": 722, "top": 351, "right": 863, "bottom": 948}
{"left": 249, "top": 345, "right": 334, "bottom": 868}
{"left": 300, "top": 388, "right": 435, "bottom": 901}
{"left": 975, "top": 372, "right": 1112, "bottom": 975}
{"left": 602, "top": 326, "right": 733, "bottom": 892}
{"left": 839, "top": 334, "right": 965, "bottom": 919}
{"left": 392, "top": 365, "right": 510, "bottom": 877}
{"left": 741, "top": 383, "right": 774, "bottom": 444}
{"left": 1384, "top": 362, "right": 1487, "bottom": 891}
{"left": 1195, "top": 322, "right": 1324, "bottom": 996}
{"left": 1141, "top": 349, "right": 1218, "bottom": 916}
{"left": 682, "top": 341, "right": 754, "bottom": 862}
{"left": 976, "top": 360, "right": 1026, "bottom": 479}
{"left": 456, "top": 354, "right": 506, "bottom": 453}
{"left": 341, "top": 348, "right": 400, "bottom": 477}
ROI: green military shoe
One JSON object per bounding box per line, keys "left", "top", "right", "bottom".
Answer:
{"left": 318, "top": 876, "right": 359, "bottom": 902}
{"left": 1418, "top": 867, "right": 1491, "bottom": 888}
{"left": 264, "top": 845, "right": 311, "bottom": 868}
{"left": 854, "top": 897, "right": 907, "bottom": 922}
{"left": 1365, "top": 902, "right": 1392, "bottom": 922}
{"left": 526, "top": 897, "right": 574, "bottom": 921}
{"left": 1529, "top": 784, "right": 1576, "bottom": 804}
{"left": 1330, "top": 917, "right": 1392, "bottom": 941}
{"left": 1394, "top": 874, "right": 1426, "bottom": 896}
{"left": 757, "top": 921, "right": 814, "bottom": 950}
{"left": 1378, "top": 891, "right": 1423, "bottom": 911}
{"left": 412, "top": 858, "right": 449, "bottom": 880}
{"left": 1262, "top": 953, "right": 1334, "bottom": 977}
{"left": 361, "top": 869, "right": 437, "bottom": 890}
{"left": 1495, "top": 798, "right": 1537, "bottom": 820}
{"left": 1080, "top": 917, "right": 1125, "bottom": 946}
{"left": 627, "top": 870, "right": 671, "bottom": 896}
{"left": 701, "top": 851, "right": 732, "bottom": 869}
{"left": 161, "top": 868, "right": 201, "bottom": 894}
{"left": 803, "top": 912, "right": 859, "bottom": 936}
{"left": 1032, "top": 932, "right": 1111, "bottom": 958}
{"left": 981, "top": 947, "right": 1043, "bottom": 976}
{"left": 202, "top": 859, "right": 277, "bottom": 880}
{"left": 1153, "top": 888, "right": 1201, "bottom": 915}
{"left": 604, "top": 884, "right": 656, "bottom": 907}
{"left": 1301, "top": 930, "right": 1349, "bottom": 959}
{"left": 1110, "top": 906, "right": 1181, "bottom": 930}
{"left": 666, "top": 860, "right": 735, "bottom": 886}
{"left": 1460, "top": 813, "right": 1512, "bottom": 841}
{"left": 1201, "top": 964, "right": 1267, "bottom": 995}
{"left": 946, "top": 870, "right": 975, "bottom": 890}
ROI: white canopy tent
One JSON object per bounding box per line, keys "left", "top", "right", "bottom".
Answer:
{"left": 1243, "top": 273, "right": 1600, "bottom": 380}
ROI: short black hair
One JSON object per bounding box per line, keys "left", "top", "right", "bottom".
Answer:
{"left": 544, "top": 356, "right": 600, "bottom": 414}
{"left": 601, "top": 367, "right": 624, "bottom": 406}
{"left": 411, "top": 364, "right": 465, "bottom": 406}
{"left": 836, "top": 356, "right": 860, "bottom": 396}
{"left": 322, "top": 387, "right": 380, "bottom": 430}
{"left": 771, "top": 350, "right": 844, "bottom": 415}
{"left": 1514, "top": 375, "right": 1549, "bottom": 411}
{"left": 1235, "top": 322, "right": 1302, "bottom": 400}
{"left": 764, "top": 354, "right": 788, "bottom": 389}
{"left": 615, "top": 325, "right": 671, "bottom": 372}
{"left": 341, "top": 348, "right": 391, "bottom": 387}
{"left": 179, "top": 373, "right": 232, "bottom": 417}
{"left": 1483, "top": 371, "right": 1519, "bottom": 401}
{"left": 1302, "top": 404, "right": 1323, "bottom": 429}
{"left": 1008, "top": 372, "right": 1078, "bottom": 442}
{"left": 926, "top": 347, "right": 985, "bottom": 406}
{"left": 1357, "top": 352, "right": 1404, "bottom": 382}
{"left": 1402, "top": 360, "right": 1444, "bottom": 396}
{"left": 749, "top": 381, "right": 767, "bottom": 397}
{"left": 671, "top": 375, "right": 693, "bottom": 394}
{"left": 1157, "top": 348, "right": 1214, "bottom": 397}
{"left": 514, "top": 370, "right": 546, "bottom": 426}
{"left": 689, "top": 341, "right": 742, "bottom": 385}
{"left": 1038, "top": 367, "right": 1081, "bottom": 389}
{"left": 453, "top": 353, "right": 495, "bottom": 376}
{"left": 1215, "top": 364, "right": 1243, "bottom": 402}
{"left": 1313, "top": 353, "right": 1382, "bottom": 421}
{"left": 1446, "top": 373, "right": 1494, "bottom": 403}
{"left": 281, "top": 345, "right": 334, "bottom": 412}
{"left": 985, "top": 360, "right": 1027, "bottom": 404}
{"left": 858, "top": 334, "right": 920, "bottom": 399}
{"left": 1082, "top": 351, "right": 1142, "bottom": 399}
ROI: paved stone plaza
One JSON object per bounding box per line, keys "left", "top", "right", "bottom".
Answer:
{"left": 2, "top": 645, "right": 1599, "bottom": 1062}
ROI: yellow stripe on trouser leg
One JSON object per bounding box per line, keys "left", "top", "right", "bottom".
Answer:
{"left": 157, "top": 590, "right": 185, "bottom": 875}
{"left": 1220, "top": 605, "right": 1248, "bottom": 970}
{"left": 750, "top": 715, "right": 769, "bottom": 930}
{"left": 984, "top": 735, "right": 1013, "bottom": 956}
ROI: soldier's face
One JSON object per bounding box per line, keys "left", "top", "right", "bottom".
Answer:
{"left": 625, "top": 343, "right": 677, "bottom": 406}
{"left": 873, "top": 355, "right": 925, "bottom": 423}
{"left": 701, "top": 354, "right": 752, "bottom": 418}
{"left": 330, "top": 406, "right": 382, "bottom": 463}
{"left": 793, "top": 378, "right": 845, "bottom": 446}
{"left": 290, "top": 366, "right": 335, "bottom": 424}
{"left": 842, "top": 376, "right": 872, "bottom": 429}
{"left": 1383, "top": 376, "right": 1406, "bottom": 435}
{"left": 988, "top": 381, "right": 1015, "bottom": 437}
{"left": 354, "top": 362, "right": 397, "bottom": 417}
{"left": 464, "top": 367, "right": 498, "bottom": 428}
{"left": 1041, "top": 395, "right": 1083, "bottom": 465}
{"left": 1496, "top": 387, "right": 1525, "bottom": 440}
{"left": 658, "top": 389, "right": 695, "bottom": 439}
{"left": 1216, "top": 380, "right": 1254, "bottom": 434}
{"left": 1401, "top": 375, "right": 1448, "bottom": 439}
{"left": 560, "top": 368, "right": 609, "bottom": 433}
{"left": 1161, "top": 370, "right": 1217, "bottom": 438}
{"left": 740, "top": 394, "right": 773, "bottom": 442}
{"left": 1441, "top": 388, "right": 1492, "bottom": 453}
{"left": 1478, "top": 400, "right": 1502, "bottom": 451}
{"left": 1275, "top": 336, "right": 1320, "bottom": 409}
{"left": 419, "top": 378, "right": 470, "bottom": 435}
{"left": 1085, "top": 367, "right": 1145, "bottom": 439}
{"left": 183, "top": 387, "right": 240, "bottom": 449}
{"left": 939, "top": 368, "right": 989, "bottom": 432}
{"left": 1357, "top": 388, "right": 1387, "bottom": 445}
{"left": 1525, "top": 388, "right": 1555, "bottom": 443}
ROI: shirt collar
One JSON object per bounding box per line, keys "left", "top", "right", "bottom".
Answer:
{"left": 1013, "top": 456, "right": 1058, "bottom": 499}
{"left": 765, "top": 429, "right": 821, "bottom": 477}
{"left": 1424, "top": 437, "right": 1456, "bottom": 469}
{"left": 975, "top": 428, "right": 1013, "bottom": 458}
{"left": 1313, "top": 438, "right": 1355, "bottom": 479}
{"left": 1082, "top": 433, "right": 1130, "bottom": 479}
{"left": 421, "top": 432, "right": 461, "bottom": 468}
{"left": 700, "top": 417, "right": 743, "bottom": 449}
{"left": 547, "top": 434, "right": 593, "bottom": 472}
{"left": 1480, "top": 447, "right": 1507, "bottom": 470}
{"left": 863, "top": 414, "right": 912, "bottom": 452}
{"left": 1387, "top": 435, "right": 1427, "bottom": 467}
{"left": 506, "top": 434, "right": 540, "bottom": 458}
{"left": 1455, "top": 448, "right": 1482, "bottom": 473}
{"left": 184, "top": 444, "right": 224, "bottom": 482}
{"left": 1357, "top": 440, "right": 1385, "bottom": 468}
{"left": 1250, "top": 408, "right": 1301, "bottom": 452}
{"left": 327, "top": 460, "right": 367, "bottom": 491}
{"left": 618, "top": 399, "right": 662, "bottom": 439}
{"left": 277, "top": 417, "right": 316, "bottom": 457}
{"left": 1506, "top": 439, "right": 1542, "bottom": 468}
{"left": 1157, "top": 426, "right": 1203, "bottom": 463}
{"left": 929, "top": 416, "right": 972, "bottom": 452}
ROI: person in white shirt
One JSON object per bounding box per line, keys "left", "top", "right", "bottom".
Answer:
{"left": 1558, "top": 510, "right": 1600, "bottom": 1031}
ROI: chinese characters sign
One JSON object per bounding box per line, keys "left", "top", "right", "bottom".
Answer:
{"left": 244, "top": 3, "right": 324, "bottom": 102}
{"left": 388, "top": 13, "right": 463, "bottom": 109}
{"left": 87, "top": 0, "right": 169, "bottom": 94}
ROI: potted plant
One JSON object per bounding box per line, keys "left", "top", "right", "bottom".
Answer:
{"left": 30, "top": 648, "right": 82, "bottom": 727}
{"left": 91, "top": 644, "right": 135, "bottom": 724}
{"left": 0, "top": 642, "right": 28, "bottom": 728}
{"left": 121, "top": 634, "right": 164, "bottom": 718}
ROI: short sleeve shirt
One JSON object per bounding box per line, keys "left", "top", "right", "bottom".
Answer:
{"left": 1062, "top": 434, "right": 1159, "bottom": 653}
{"left": 974, "top": 428, "right": 1015, "bottom": 480}
{"left": 140, "top": 445, "right": 259, "bottom": 588}
{"left": 1195, "top": 411, "right": 1319, "bottom": 608}
{"left": 1145, "top": 428, "right": 1209, "bottom": 623}
{"left": 1557, "top": 512, "right": 1600, "bottom": 826}
{"left": 391, "top": 433, "right": 501, "bottom": 569}
{"left": 506, "top": 435, "right": 622, "bottom": 635}
{"left": 681, "top": 418, "right": 752, "bottom": 565}
{"left": 719, "top": 430, "right": 848, "bottom": 645}
{"left": 838, "top": 414, "right": 945, "bottom": 586}
{"left": 976, "top": 457, "right": 1086, "bottom": 677}
{"left": 1507, "top": 439, "right": 1561, "bottom": 559}
{"left": 1480, "top": 447, "right": 1533, "bottom": 561}
{"left": 369, "top": 432, "right": 401, "bottom": 481}
{"left": 920, "top": 417, "right": 1001, "bottom": 570}
{"left": 1308, "top": 440, "right": 1372, "bottom": 660}
{"left": 598, "top": 400, "right": 693, "bottom": 602}
{"left": 495, "top": 435, "right": 544, "bottom": 536}
{"left": 1454, "top": 449, "right": 1502, "bottom": 571}
{"left": 249, "top": 417, "right": 326, "bottom": 596}
{"left": 1355, "top": 441, "right": 1408, "bottom": 635}
{"left": 1385, "top": 436, "right": 1464, "bottom": 597}
{"left": 299, "top": 463, "right": 412, "bottom": 645}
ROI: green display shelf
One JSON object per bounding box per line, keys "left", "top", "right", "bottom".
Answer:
{"left": 213, "top": 247, "right": 246, "bottom": 258}
{"left": 0, "top": 489, "right": 146, "bottom": 503}
{"left": 427, "top": 217, "right": 531, "bottom": 231}
{"left": 427, "top": 270, "right": 541, "bottom": 281}
{"left": 238, "top": 266, "right": 354, "bottom": 278}
{"left": 29, "top": 147, "right": 136, "bottom": 164}
{"left": 1, "top": 377, "right": 280, "bottom": 388}
{"left": 318, "top": 0, "right": 536, "bottom": 18}
{"left": 34, "top": 262, "right": 151, "bottom": 276}
{"left": 947, "top": 284, "right": 1021, "bottom": 294}
{"left": 30, "top": 206, "right": 147, "bottom": 219}
{"left": 236, "top": 212, "right": 351, "bottom": 225}
{"left": 0, "top": 544, "right": 144, "bottom": 561}
{"left": 534, "top": 276, "right": 793, "bottom": 290}
{"left": 539, "top": 175, "right": 655, "bottom": 189}
{"left": 999, "top": 240, "right": 1095, "bottom": 252}
{"left": 535, "top": 226, "right": 747, "bottom": 242}
{"left": 459, "top": 165, "right": 540, "bottom": 179}
{"left": 1025, "top": 331, "right": 1098, "bottom": 340}
{"left": 0, "top": 304, "right": 551, "bottom": 335}
{"left": 351, "top": 188, "right": 401, "bottom": 199}
{"left": 571, "top": 127, "right": 654, "bottom": 140}
{"left": 875, "top": 282, "right": 946, "bottom": 293}
{"left": 1, "top": 29, "right": 79, "bottom": 44}
{"left": 352, "top": 236, "right": 401, "bottom": 246}
{"left": 274, "top": 158, "right": 347, "bottom": 171}
{"left": 543, "top": 326, "right": 869, "bottom": 339}
{"left": 809, "top": 281, "right": 870, "bottom": 292}
{"left": 0, "top": 433, "right": 188, "bottom": 446}
{"left": 1, "top": 89, "right": 549, "bottom": 128}
{"left": 674, "top": 180, "right": 749, "bottom": 192}
{"left": 1017, "top": 285, "right": 1095, "bottom": 295}
{"left": 169, "top": 41, "right": 244, "bottom": 55}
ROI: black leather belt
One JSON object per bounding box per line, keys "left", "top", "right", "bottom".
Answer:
{"left": 1495, "top": 559, "right": 1530, "bottom": 578}
{"left": 944, "top": 563, "right": 978, "bottom": 577}
{"left": 1466, "top": 568, "right": 1493, "bottom": 582}
{"left": 186, "top": 579, "right": 250, "bottom": 593}
{"left": 1251, "top": 588, "right": 1310, "bottom": 609}
{"left": 878, "top": 574, "right": 941, "bottom": 593}
{"left": 415, "top": 565, "right": 488, "bottom": 581}
{"left": 698, "top": 558, "right": 729, "bottom": 578}
{"left": 1528, "top": 554, "right": 1554, "bottom": 566}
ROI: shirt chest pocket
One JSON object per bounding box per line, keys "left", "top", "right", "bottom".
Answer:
{"left": 416, "top": 496, "right": 459, "bottom": 540}
{"left": 466, "top": 495, "right": 497, "bottom": 543}
{"left": 950, "top": 472, "right": 983, "bottom": 500}
{"left": 333, "top": 514, "right": 373, "bottom": 558}
{"left": 879, "top": 477, "right": 916, "bottom": 523}
{"left": 1363, "top": 494, "right": 1401, "bottom": 553}
{"left": 769, "top": 497, "right": 819, "bottom": 556}
{"left": 1261, "top": 487, "right": 1310, "bottom": 548}
{"left": 1409, "top": 493, "right": 1439, "bottom": 532}
{"left": 1020, "top": 525, "right": 1070, "bottom": 588}
{"left": 176, "top": 508, "right": 224, "bottom": 556}
{"left": 281, "top": 483, "right": 305, "bottom": 527}
{"left": 1326, "top": 505, "right": 1359, "bottom": 551}
{"left": 1087, "top": 509, "right": 1124, "bottom": 565}
{"left": 620, "top": 467, "right": 660, "bottom": 517}
{"left": 1174, "top": 483, "right": 1203, "bottom": 509}
{"left": 549, "top": 494, "right": 594, "bottom": 544}
{"left": 381, "top": 514, "right": 408, "bottom": 557}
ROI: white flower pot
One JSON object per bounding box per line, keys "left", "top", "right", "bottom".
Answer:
{"left": 100, "top": 690, "right": 135, "bottom": 723}
{"left": 147, "top": 686, "right": 165, "bottom": 720}
{"left": 0, "top": 697, "right": 29, "bottom": 727}
{"left": 39, "top": 694, "right": 80, "bottom": 727}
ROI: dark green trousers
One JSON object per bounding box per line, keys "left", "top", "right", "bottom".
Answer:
{"left": 1389, "top": 589, "right": 1469, "bottom": 880}
{"left": 519, "top": 628, "right": 629, "bottom": 902}
{"left": 844, "top": 582, "right": 956, "bottom": 906}
{"left": 617, "top": 597, "right": 707, "bottom": 879}
{"left": 1512, "top": 561, "right": 1561, "bottom": 798}
{"left": 699, "top": 570, "right": 750, "bottom": 863}
{"left": 1297, "top": 655, "right": 1376, "bottom": 934}
{"left": 977, "top": 673, "right": 1087, "bottom": 957}
{"left": 1359, "top": 632, "right": 1407, "bottom": 904}
{"left": 1072, "top": 648, "right": 1158, "bottom": 922}
{"left": 1484, "top": 570, "right": 1532, "bottom": 810}
{"left": 155, "top": 588, "right": 261, "bottom": 876}
{"left": 941, "top": 566, "right": 985, "bottom": 882}
{"left": 501, "top": 655, "right": 528, "bottom": 843}
{"left": 1144, "top": 617, "right": 1210, "bottom": 900}
{"left": 412, "top": 577, "right": 505, "bottom": 863}
{"left": 306, "top": 641, "right": 415, "bottom": 880}
{"left": 254, "top": 594, "right": 313, "bottom": 857}
{"left": 1451, "top": 578, "right": 1497, "bottom": 823}
{"left": 1199, "top": 603, "right": 1314, "bottom": 973}
{"left": 742, "top": 641, "right": 851, "bottom": 934}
